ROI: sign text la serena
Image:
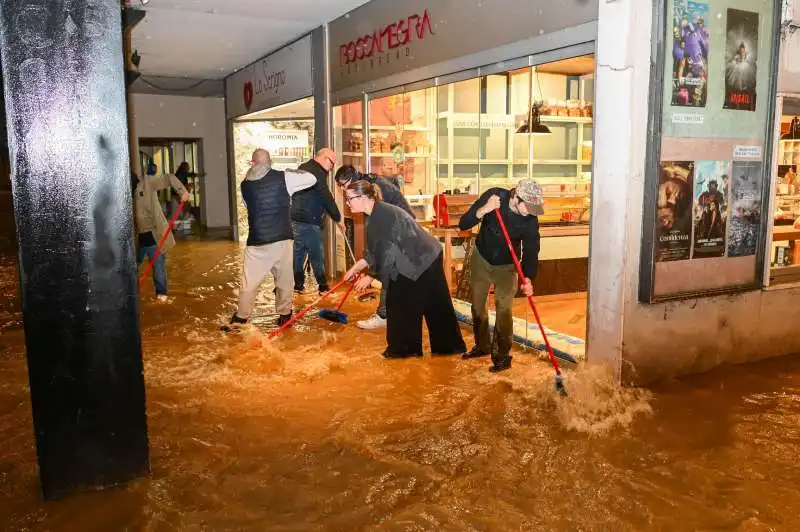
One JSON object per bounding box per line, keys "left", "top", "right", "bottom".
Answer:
{"left": 339, "top": 9, "right": 434, "bottom": 66}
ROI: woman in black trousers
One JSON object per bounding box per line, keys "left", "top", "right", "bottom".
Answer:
{"left": 343, "top": 181, "right": 466, "bottom": 359}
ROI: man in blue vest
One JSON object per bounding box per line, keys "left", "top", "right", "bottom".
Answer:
{"left": 226, "top": 149, "right": 317, "bottom": 329}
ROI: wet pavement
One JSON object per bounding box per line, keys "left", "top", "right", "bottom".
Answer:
{"left": 1, "top": 241, "right": 799, "bottom": 530}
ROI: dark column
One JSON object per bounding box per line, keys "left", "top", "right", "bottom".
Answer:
{"left": 0, "top": 0, "right": 149, "bottom": 499}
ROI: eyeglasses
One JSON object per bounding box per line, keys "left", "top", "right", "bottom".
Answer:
{"left": 345, "top": 194, "right": 362, "bottom": 204}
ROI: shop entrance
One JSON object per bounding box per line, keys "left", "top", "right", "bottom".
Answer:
{"left": 139, "top": 138, "right": 204, "bottom": 234}
{"left": 231, "top": 97, "right": 315, "bottom": 243}
{"left": 768, "top": 96, "right": 800, "bottom": 285}
{"left": 332, "top": 54, "right": 595, "bottom": 347}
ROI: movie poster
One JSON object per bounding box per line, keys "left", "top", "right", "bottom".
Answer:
{"left": 656, "top": 161, "right": 695, "bottom": 262}
{"left": 671, "top": 1, "right": 710, "bottom": 107}
{"left": 692, "top": 161, "right": 730, "bottom": 258}
{"left": 727, "top": 161, "right": 763, "bottom": 257}
{"left": 724, "top": 9, "right": 759, "bottom": 111}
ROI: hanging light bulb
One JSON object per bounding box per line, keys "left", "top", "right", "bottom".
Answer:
{"left": 516, "top": 102, "right": 551, "bottom": 136}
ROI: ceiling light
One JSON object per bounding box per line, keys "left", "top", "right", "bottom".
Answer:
{"left": 516, "top": 103, "right": 551, "bottom": 136}
{"left": 140, "top": 0, "right": 150, "bottom": 5}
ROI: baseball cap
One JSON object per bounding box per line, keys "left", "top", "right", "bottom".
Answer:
{"left": 516, "top": 178, "right": 545, "bottom": 216}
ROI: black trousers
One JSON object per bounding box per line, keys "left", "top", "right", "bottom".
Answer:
{"left": 385, "top": 254, "right": 467, "bottom": 356}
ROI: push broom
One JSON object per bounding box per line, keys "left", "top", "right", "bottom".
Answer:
{"left": 318, "top": 224, "right": 362, "bottom": 323}
{"left": 267, "top": 276, "right": 349, "bottom": 340}
{"left": 494, "top": 209, "right": 567, "bottom": 397}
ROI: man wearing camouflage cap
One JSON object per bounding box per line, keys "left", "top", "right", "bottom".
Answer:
{"left": 458, "top": 178, "right": 543, "bottom": 373}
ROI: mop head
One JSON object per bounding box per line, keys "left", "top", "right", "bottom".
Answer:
{"left": 555, "top": 374, "right": 568, "bottom": 397}
{"left": 318, "top": 309, "right": 349, "bottom": 324}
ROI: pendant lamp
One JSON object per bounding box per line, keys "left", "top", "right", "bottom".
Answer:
{"left": 516, "top": 102, "right": 551, "bottom": 135}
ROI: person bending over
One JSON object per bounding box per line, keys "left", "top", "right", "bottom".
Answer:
{"left": 334, "top": 165, "right": 414, "bottom": 331}
{"left": 343, "top": 181, "right": 466, "bottom": 359}
{"left": 458, "top": 179, "right": 543, "bottom": 373}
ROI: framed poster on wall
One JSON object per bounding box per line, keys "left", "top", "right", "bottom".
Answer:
{"left": 639, "top": 0, "right": 782, "bottom": 302}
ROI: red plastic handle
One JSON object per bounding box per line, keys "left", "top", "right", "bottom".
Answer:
{"left": 267, "top": 276, "right": 350, "bottom": 340}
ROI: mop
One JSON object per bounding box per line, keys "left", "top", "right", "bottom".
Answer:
{"left": 139, "top": 201, "right": 185, "bottom": 290}
{"left": 267, "top": 277, "right": 349, "bottom": 340}
{"left": 494, "top": 209, "right": 568, "bottom": 397}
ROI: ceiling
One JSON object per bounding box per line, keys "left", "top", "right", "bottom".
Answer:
{"left": 128, "top": 0, "right": 369, "bottom": 82}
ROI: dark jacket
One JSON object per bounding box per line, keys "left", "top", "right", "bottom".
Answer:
{"left": 291, "top": 159, "right": 341, "bottom": 227}
{"left": 364, "top": 202, "right": 441, "bottom": 286}
{"left": 241, "top": 167, "right": 293, "bottom": 247}
{"left": 357, "top": 173, "right": 414, "bottom": 217}
{"left": 458, "top": 188, "right": 540, "bottom": 279}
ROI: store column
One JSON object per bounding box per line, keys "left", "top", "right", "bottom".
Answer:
{"left": 0, "top": 0, "right": 149, "bottom": 499}
{"left": 586, "top": 0, "right": 654, "bottom": 380}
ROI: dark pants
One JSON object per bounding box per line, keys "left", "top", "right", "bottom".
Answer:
{"left": 385, "top": 254, "right": 466, "bottom": 356}
{"left": 292, "top": 221, "right": 327, "bottom": 290}
{"left": 470, "top": 248, "right": 517, "bottom": 363}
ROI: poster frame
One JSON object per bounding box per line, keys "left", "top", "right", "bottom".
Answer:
{"left": 639, "top": 0, "right": 783, "bottom": 303}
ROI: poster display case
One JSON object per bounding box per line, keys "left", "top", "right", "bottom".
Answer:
{"left": 640, "top": 0, "right": 782, "bottom": 302}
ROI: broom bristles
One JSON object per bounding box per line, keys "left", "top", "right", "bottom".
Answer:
{"left": 318, "top": 309, "right": 349, "bottom": 324}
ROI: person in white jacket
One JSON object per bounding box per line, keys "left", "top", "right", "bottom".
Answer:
{"left": 132, "top": 170, "right": 189, "bottom": 301}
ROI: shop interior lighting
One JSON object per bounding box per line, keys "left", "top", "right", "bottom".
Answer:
{"left": 516, "top": 67, "right": 551, "bottom": 136}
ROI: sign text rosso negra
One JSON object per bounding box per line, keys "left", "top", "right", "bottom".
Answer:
{"left": 339, "top": 10, "right": 434, "bottom": 66}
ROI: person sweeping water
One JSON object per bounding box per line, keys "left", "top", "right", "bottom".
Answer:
{"left": 458, "top": 179, "right": 543, "bottom": 373}
{"left": 343, "top": 181, "right": 466, "bottom": 359}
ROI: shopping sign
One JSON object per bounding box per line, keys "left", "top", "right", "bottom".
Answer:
{"left": 338, "top": 10, "right": 434, "bottom": 66}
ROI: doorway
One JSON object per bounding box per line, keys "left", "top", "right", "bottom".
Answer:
{"left": 139, "top": 138, "right": 205, "bottom": 233}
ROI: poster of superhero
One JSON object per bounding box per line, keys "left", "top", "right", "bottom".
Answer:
{"left": 724, "top": 9, "right": 759, "bottom": 111}
{"left": 656, "top": 161, "right": 695, "bottom": 262}
{"left": 692, "top": 161, "right": 730, "bottom": 258}
{"left": 671, "top": 1, "right": 710, "bottom": 108}
{"left": 727, "top": 161, "right": 763, "bottom": 257}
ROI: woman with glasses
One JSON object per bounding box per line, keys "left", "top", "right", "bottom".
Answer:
{"left": 343, "top": 181, "right": 466, "bottom": 359}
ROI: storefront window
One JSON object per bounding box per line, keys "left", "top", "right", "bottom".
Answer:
{"left": 769, "top": 96, "right": 800, "bottom": 283}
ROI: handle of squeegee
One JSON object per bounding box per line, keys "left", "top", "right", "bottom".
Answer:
{"left": 267, "top": 276, "right": 349, "bottom": 340}
{"left": 493, "top": 208, "right": 562, "bottom": 376}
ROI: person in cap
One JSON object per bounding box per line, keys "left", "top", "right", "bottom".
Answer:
{"left": 458, "top": 179, "right": 543, "bottom": 373}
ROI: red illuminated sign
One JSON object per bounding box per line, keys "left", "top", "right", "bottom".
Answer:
{"left": 339, "top": 9, "right": 434, "bottom": 66}
{"left": 243, "top": 81, "right": 254, "bottom": 110}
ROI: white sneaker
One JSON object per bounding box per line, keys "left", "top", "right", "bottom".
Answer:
{"left": 356, "top": 314, "right": 387, "bottom": 329}
{"left": 156, "top": 294, "right": 169, "bottom": 303}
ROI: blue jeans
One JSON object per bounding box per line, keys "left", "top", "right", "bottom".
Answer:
{"left": 137, "top": 245, "right": 168, "bottom": 295}
{"left": 292, "top": 222, "right": 327, "bottom": 290}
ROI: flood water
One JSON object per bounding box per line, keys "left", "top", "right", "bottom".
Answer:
{"left": 1, "top": 241, "right": 799, "bottom": 530}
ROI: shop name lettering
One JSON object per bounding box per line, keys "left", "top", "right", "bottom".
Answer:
{"left": 255, "top": 65, "right": 285, "bottom": 95}
{"left": 338, "top": 10, "right": 434, "bottom": 67}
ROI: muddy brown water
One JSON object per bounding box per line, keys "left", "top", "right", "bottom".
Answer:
{"left": 0, "top": 241, "right": 799, "bottom": 531}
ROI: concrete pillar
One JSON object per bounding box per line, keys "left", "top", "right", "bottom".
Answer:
{"left": 0, "top": 0, "right": 149, "bottom": 499}
{"left": 587, "top": 0, "right": 654, "bottom": 381}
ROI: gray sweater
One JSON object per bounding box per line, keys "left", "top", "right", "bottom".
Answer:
{"left": 364, "top": 202, "right": 442, "bottom": 286}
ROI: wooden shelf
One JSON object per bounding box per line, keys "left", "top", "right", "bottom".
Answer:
{"left": 341, "top": 124, "right": 429, "bottom": 131}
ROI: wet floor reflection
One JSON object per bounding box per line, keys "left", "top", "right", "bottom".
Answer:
{"left": 0, "top": 241, "right": 799, "bottom": 530}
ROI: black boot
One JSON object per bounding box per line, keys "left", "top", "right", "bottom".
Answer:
{"left": 489, "top": 355, "right": 513, "bottom": 373}
{"left": 221, "top": 313, "right": 248, "bottom": 332}
{"left": 462, "top": 346, "right": 489, "bottom": 359}
{"left": 277, "top": 312, "right": 293, "bottom": 327}
{"left": 382, "top": 349, "right": 423, "bottom": 359}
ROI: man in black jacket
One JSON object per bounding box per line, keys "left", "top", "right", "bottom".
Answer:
{"left": 458, "top": 179, "right": 543, "bottom": 373}
{"left": 291, "top": 148, "right": 341, "bottom": 294}
{"left": 334, "top": 165, "right": 414, "bottom": 330}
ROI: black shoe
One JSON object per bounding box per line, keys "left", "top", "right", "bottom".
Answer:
{"left": 382, "top": 349, "right": 423, "bottom": 359}
{"left": 221, "top": 313, "right": 248, "bottom": 332}
{"left": 294, "top": 288, "right": 305, "bottom": 295}
{"left": 318, "top": 285, "right": 330, "bottom": 295}
{"left": 489, "top": 356, "right": 513, "bottom": 373}
{"left": 432, "top": 345, "right": 467, "bottom": 357}
{"left": 462, "top": 346, "right": 489, "bottom": 360}
{"left": 277, "top": 312, "right": 293, "bottom": 327}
